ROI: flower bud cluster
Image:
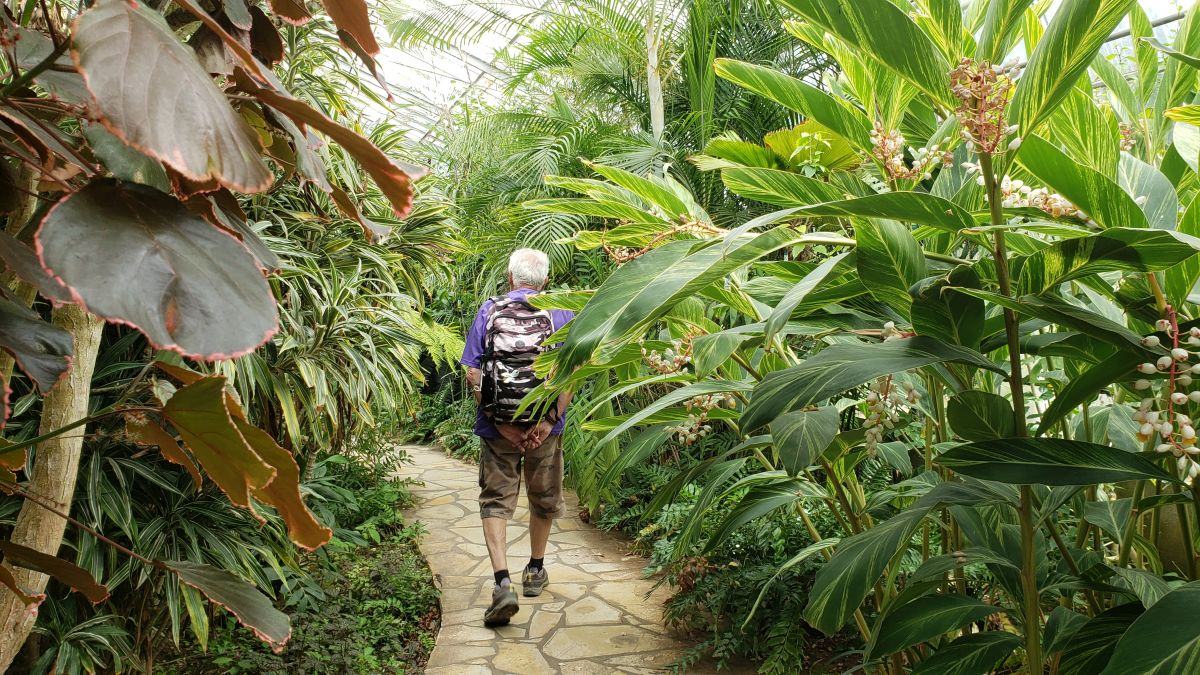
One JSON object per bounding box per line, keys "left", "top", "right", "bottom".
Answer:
{"left": 864, "top": 376, "right": 920, "bottom": 454}
{"left": 1119, "top": 123, "right": 1136, "bottom": 152}
{"left": 668, "top": 392, "right": 738, "bottom": 445}
{"left": 960, "top": 167, "right": 1083, "bottom": 220}
{"left": 642, "top": 339, "right": 691, "bottom": 374}
{"left": 869, "top": 124, "right": 953, "bottom": 182}
{"left": 949, "top": 58, "right": 1017, "bottom": 154}
{"left": 1133, "top": 315, "right": 1200, "bottom": 483}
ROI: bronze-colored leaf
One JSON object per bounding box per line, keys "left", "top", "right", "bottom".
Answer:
{"left": 166, "top": 560, "right": 290, "bottom": 652}
{"left": 330, "top": 184, "right": 389, "bottom": 242}
{"left": 0, "top": 540, "right": 108, "bottom": 603}
{"left": 153, "top": 360, "right": 204, "bottom": 385}
{"left": 5, "top": 25, "right": 89, "bottom": 104}
{"left": 125, "top": 415, "right": 203, "bottom": 490}
{"left": 320, "top": 0, "right": 380, "bottom": 57}
{"left": 71, "top": 0, "right": 272, "bottom": 193}
{"left": 0, "top": 294, "right": 72, "bottom": 393}
{"left": 236, "top": 69, "right": 423, "bottom": 220}
{"left": 0, "top": 231, "right": 72, "bottom": 303}
{"left": 0, "top": 565, "right": 44, "bottom": 607}
{"left": 221, "top": 0, "right": 253, "bottom": 30}
{"left": 183, "top": 194, "right": 280, "bottom": 272}
{"left": 234, "top": 418, "right": 332, "bottom": 550}
{"left": 188, "top": 23, "right": 235, "bottom": 76}
{"left": 267, "top": 0, "right": 312, "bottom": 25}
{"left": 162, "top": 376, "right": 275, "bottom": 510}
{"left": 37, "top": 179, "right": 278, "bottom": 360}
{"left": 249, "top": 7, "right": 285, "bottom": 66}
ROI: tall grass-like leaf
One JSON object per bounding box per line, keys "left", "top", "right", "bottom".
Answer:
{"left": 790, "top": 193, "right": 976, "bottom": 232}
{"left": 910, "top": 631, "right": 1022, "bottom": 675}
{"left": 1012, "top": 228, "right": 1200, "bottom": 295}
{"left": 773, "top": 0, "right": 956, "bottom": 109}
{"left": 765, "top": 252, "right": 854, "bottom": 343}
{"left": 719, "top": 166, "right": 842, "bottom": 206}
{"left": 977, "top": 0, "right": 1035, "bottom": 62}
{"left": 868, "top": 594, "right": 1001, "bottom": 659}
{"left": 1009, "top": 0, "right": 1136, "bottom": 136}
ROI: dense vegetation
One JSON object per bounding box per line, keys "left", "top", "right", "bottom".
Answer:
{"left": 410, "top": 0, "right": 1200, "bottom": 672}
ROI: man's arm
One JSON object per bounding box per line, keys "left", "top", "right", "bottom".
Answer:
{"left": 466, "top": 367, "right": 483, "bottom": 404}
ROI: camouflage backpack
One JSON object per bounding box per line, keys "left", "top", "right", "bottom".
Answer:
{"left": 481, "top": 294, "right": 555, "bottom": 424}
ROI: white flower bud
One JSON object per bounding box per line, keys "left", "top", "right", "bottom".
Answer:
{"left": 1190, "top": 391, "right": 1200, "bottom": 403}
{"left": 1141, "top": 422, "right": 1156, "bottom": 437}
{"left": 1139, "top": 362, "right": 1159, "bottom": 374}
{"left": 1135, "top": 379, "right": 1152, "bottom": 390}
{"left": 1173, "top": 392, "right": 1189, "bottom": 405}
{"left": 1158, "top": 356, "right": 1175, "bottom": 370}
{"left": 1181, "top": 375, "right": 1194, "bottom": 387}
{"left": 1143, "top": 335, "right": 1162, "bottom": 348}
{"left": 1179, "top": 456, "right": 1191, "bottom": 473}
{"left": 1174, "top": 347, "right": 1190, "bottom": 361}
{"left": 1159, "top": 319, "right": 1173, "bottom": 331}
{"left": 1158, "top": 443, "right": 1174, "bottom": 453}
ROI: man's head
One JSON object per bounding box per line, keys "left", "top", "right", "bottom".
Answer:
{"left": 507, "top": 248, "right": 550, "bottom": 290}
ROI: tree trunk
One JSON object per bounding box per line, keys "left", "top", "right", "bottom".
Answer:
{"left": 645, "top": 4, "right": 664, "bottom": 174}
{"left": 0, "top": 304, "right": 104, "bottom": 670}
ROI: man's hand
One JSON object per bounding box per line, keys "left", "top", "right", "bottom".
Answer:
{"left": 497, "top": 423, "right": 527, "bottom": 449}
{"left": 523, "top": 420, "right": 554, "bottom": 450}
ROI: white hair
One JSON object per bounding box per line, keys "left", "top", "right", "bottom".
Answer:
{"left": 508, "top": 248, "right": 550, "bottom": 289}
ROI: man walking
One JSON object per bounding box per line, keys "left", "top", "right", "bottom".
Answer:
{"left": 460, "top": 248, "right": 574, "bottom": 627}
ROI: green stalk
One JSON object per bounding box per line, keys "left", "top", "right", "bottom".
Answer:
{"left": 979, "top": 151, "right": 1041, "bottom": 673}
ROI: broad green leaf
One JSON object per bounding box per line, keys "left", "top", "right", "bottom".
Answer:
{"left": 855, "top": 219, "right": 926, "bottom": 319}
{"left": 37, "top": 180, "right": 278, "bottom": 360}
{"left": 765, "top": 252, "right": 854, "bottom": 343}
{"left": 805, "top": 508, "right": 926, "bottom": 634}
{"left": 713, "top": 59, "right": 873, "bottom": 150}
{"left": 719, "top": 166, "right": 842, "bottom": 206}
{"left": 1084, "top": 497, "right": 1132, "bottom": 545}
{"left": 1046, "top": 89, "right": 1120, "bottom": 175}
{"left": 1118, "top": 153, "right": 1179, "bottom": 230}
{"left": 792, "top": 193, "right": 976, "bottom": 232}
{"left": 1039, "top": 350, "right": 1142, "bottom": 434}
{"left": 1009, "top": 0, "right": 1136, "bottom": 136}
{"left": 947, "top": 390, "right": 1016, "bottom": 441}
{"left": 770, "top": 406, "right": 840, "bottom": 475}
{"left": 1061, "top": 603, "right": 1143, "bottom": 675}
{"left": 1101, "top": 581, "right": 1200, "bottom": 674}
{"left": 938, "top": 438, "right": 1179, "bottom": 486}
{"left": 703, "top": 478, "right": 820, "bottom": 552}
{"left": 234, "top": 416, "right": 332, "bottom": 550}
{"left": 743, "top": 336, "right": 1004, "bottom": 432}
{"left": 555, "top": 228, "right": 802, "bottom": 373}
{"left": 910, "top": 631, "right": 1022, "bottom": 675}
{"left": 774, "top": 0, "right": 956, "bottom": 109}
{"left": 524, "top": 198, "right": 667, "bottom": 226}
{"left": 1168, "top": 105, "right": 1200, "bottom": 126}
{"left": 595, "top": 380, "right": 753, "bottom": 446}
{"left": 869, "top": 595, "right": 1000, "bottom": 659}
{"left": 1144, "top": 37, "right": 1200, "bottom": 71}
{"left": 1111, "top": 567, "right": 1173, "bottom": 609}
{"left": 1166, "top": 195, "right": 1200, "bottom": 308}
{"left": 167, "top": 560, "right": 290, "bottom": 652}
{"left": 911, "top": 266, "right": 985, "bottom": 348}
{"left": 82, "top": 123, "right": 170, "bottom": 192}
{"left": 587, "top": 162, "right": 708, "bottom": 223}
{"left": 73, "top": 0, "right": 272, "bottom": 192}
{"left": 1012, "top": 228, "right": 1200, "bottom": 295}
{"left": 162, "top": 376, "right": 275, "bottom": 509}
{"left": 691, "top": 330, "right": 754, "bottom": 376}
{"left": 977, "top": 0, "right": 1035, "bottom": 62}
{"left": 743, "top": 539, "right": 838, "bottom": 627}
{"left": 1044, "top": 606, "right": 1089, "bottom": 655}
{"left": 1018, "top": 135, "right": 1149, "bottom": 230}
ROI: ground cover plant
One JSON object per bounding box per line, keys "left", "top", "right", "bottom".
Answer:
{"left": 505, "top": 0, "right": 1200, "bottom": 672}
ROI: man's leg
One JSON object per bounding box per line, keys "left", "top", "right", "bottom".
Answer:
{"left": 520, "top": 435, "right": 565, "bottom": 596}
{"left": 478, "top": 437, "right": 521, "bottom": 626}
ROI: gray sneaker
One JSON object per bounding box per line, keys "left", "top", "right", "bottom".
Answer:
{"left": 483, "top": 581, "right": 519, "bottom": 627}
{"left": 522, "top": 566, "right": 548, "bottom": 597}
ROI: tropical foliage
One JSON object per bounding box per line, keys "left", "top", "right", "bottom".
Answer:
{"left": 507, "top": 0, "right": 1200, "bottom": 672}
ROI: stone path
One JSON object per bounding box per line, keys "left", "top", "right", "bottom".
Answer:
{"left": 398, "top": 444, "right": 744, "bottom": 674}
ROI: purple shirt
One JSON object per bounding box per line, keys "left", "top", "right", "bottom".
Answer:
{"left": 460, "top": 288, "right": 575, "bottom": 438}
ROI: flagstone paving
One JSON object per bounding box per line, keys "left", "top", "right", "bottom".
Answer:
{"left": 398, "top": 444, "right": 749, "bottom": 674}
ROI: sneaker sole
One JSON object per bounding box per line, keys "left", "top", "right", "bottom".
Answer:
{"left": 484, "top": 596, "right": 519, "bottom": 627}
{"left": 522, "top": 582, "right": 546, "bottom": 597}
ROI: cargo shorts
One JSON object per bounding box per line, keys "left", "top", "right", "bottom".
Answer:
{"left": 478, "top": 434, "right": 566, "bottom": 520}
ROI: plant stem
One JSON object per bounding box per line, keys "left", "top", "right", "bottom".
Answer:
{"left": 979, "top": 151, "right": 1041, "bottom": 673}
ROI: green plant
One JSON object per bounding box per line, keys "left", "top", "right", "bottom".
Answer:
{"left": 530, "top": 1, "right": 1200, "bottom": 672}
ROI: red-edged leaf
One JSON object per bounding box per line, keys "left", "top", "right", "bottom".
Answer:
{"left": 166, "top": 560, "right": 290, "bottom": 652}
{"left": 0, "top": 232, "right": 72, "bottom": 303}
{"left": 0, "top": 540, "right": 108, "bottom": 603}
{"left": 234, "top": 418, "right": 332, "bottom": 550}
{"left": 221, "top": 0, "right": 253, "bottom": 30}
{"left": 249, "top": 7, "right": 285, "bottom": 66}
{"left": 162, "top": 376, "right": 275, "bottom": 510}
{"left": 37, "top": 179, "right": 278, "bottom": 361}
{"left": 71, "top": 0, "right": 272, "bottom": 193}
{"left": 267, "top": 0, "right": 312, "bottom": 25}
{"left": 0, "top": 294, "right": 72, "bottom": 392}
{"left": 330, "top": 184, "right": 389, "bottom": 242}
{"left": 0, "top": 565, "right": 44, "bottom": 608}
{"left": 188, "top": 23, "right": 235, "bottom": 76}
{"left": 125, "top": 414, "right": 203, "bottom": 490}
{"left": 183, "top": 194, "right": 281, "bottom": 271}
{"left": 234, "top": 69, "right": 423, "bottom": 221}
{"left": 320, "top": 0, "right": 379, "bottom": 57}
